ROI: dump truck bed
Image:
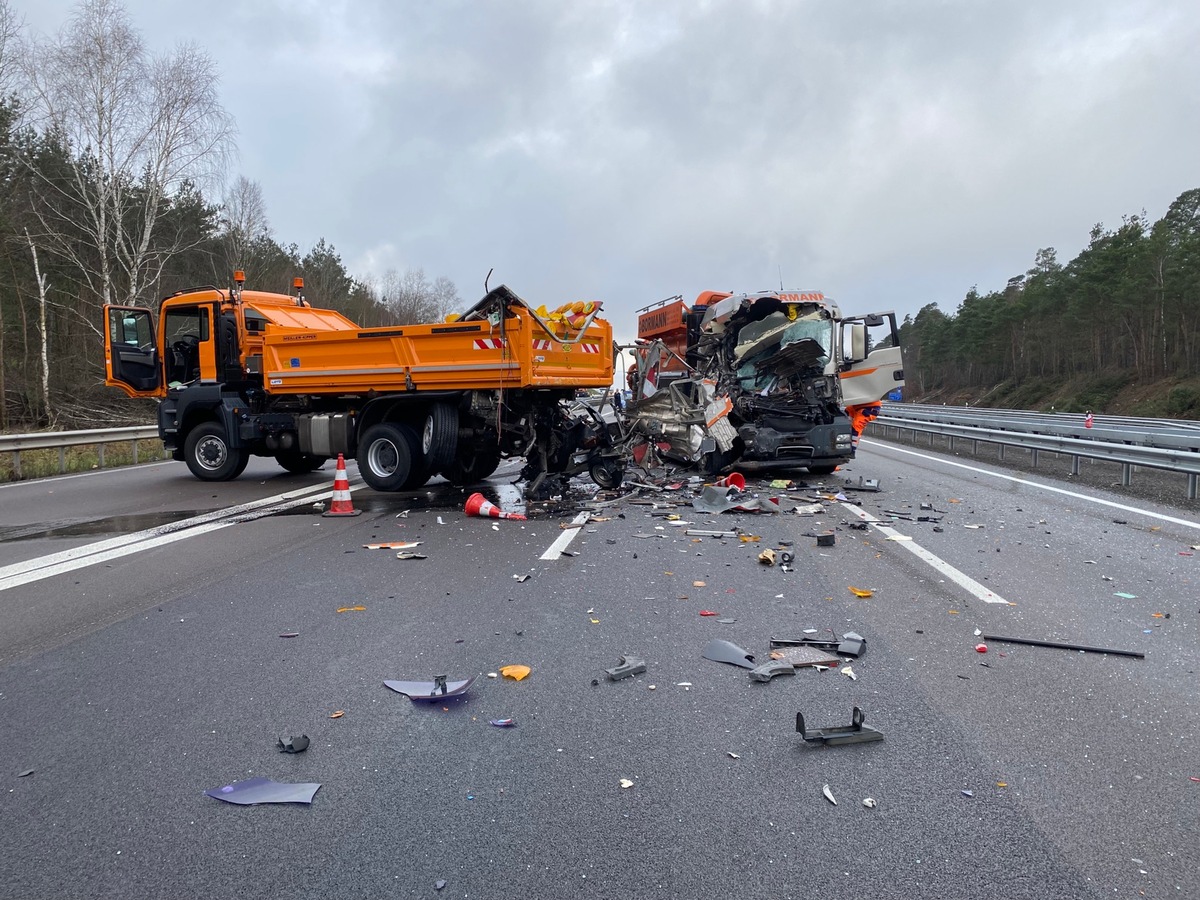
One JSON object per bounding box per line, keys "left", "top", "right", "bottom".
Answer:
{"left": 260, "top": 288, "right": 613, "bottom": 395}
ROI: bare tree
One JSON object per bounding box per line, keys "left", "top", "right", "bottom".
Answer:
{"left": 219, "top": 174, "right": 270, "bottom": 276}
{"left": 19, "top": 0, "right": 235, "bottom": 318}
{"left": 380, "top": 267, "right": 460, "bottom": 324}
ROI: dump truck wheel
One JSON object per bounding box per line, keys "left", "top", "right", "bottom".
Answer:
{"left": 184, "top": 423, "right": 247, "bottom": 482}
{"left": 589, "top": 458, "right": 625, "bottom": 490}
{"left": 442, "top": 444, "right": 502, "bottom": 486}
{"left": 276, "top": 451, "right": 327, "bottom": 474}
{"left": 358, "top": 423, "right": 416, "bottom": 491}
{"left": 422, "top": 403, "right": 459, "bottom": 472}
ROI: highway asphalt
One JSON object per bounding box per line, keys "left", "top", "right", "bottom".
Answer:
{"left": 1, "top": 440, "right": 1196, "bottom": 899}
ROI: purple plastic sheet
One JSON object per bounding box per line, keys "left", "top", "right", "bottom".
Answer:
{"left": 205, "top": 776, "right": 321, "bottom": 805}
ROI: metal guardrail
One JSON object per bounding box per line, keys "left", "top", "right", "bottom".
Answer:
{"left": 0, "top": 426, "right": 162, "bottom": 479}
{"left": 875, "top": 404, "right": 1200, "bottom": 499}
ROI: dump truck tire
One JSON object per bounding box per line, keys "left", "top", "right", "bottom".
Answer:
{"left": 442, "top": 443, "right": 502, "bottom": 486}
{"left": 422, "top": 402, "right": 459, "bottom": 472}
{"left": 589, "top": 458, "right": 625, "bottom": 490}
{"left": 184, "top": 423, "right": 247, "bottom": 482}
{"left": 358, "top": 423, "right": 417, "bottom": 491}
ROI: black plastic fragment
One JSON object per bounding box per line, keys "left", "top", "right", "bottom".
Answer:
{"left": 702, "top": 638, "right": 756, "bottom": 669}
{"left": 605, "top": 655, "right": 647, "bottom": 680}
{"left": 796, "top": 706, "right": 883, "bottom": 745}
{"left": 277, "top": 735, "right": 310, "bottom": 754}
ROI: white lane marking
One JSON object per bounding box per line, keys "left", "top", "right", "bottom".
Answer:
{"left": 0, "top": 482, "right": 358, "bottom": 592}
{"left": 540, "top": 512, "right": 590, "bottom": 560}
{"left": 840, "top": 503, "right": 1009, "bottom": 604}
{"left": 863, "top": 440, "right": 1200, "bottom": 533}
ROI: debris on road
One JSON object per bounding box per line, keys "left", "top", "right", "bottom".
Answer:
{"left": 499, "top": 664, "right": 532, "bottom": 681}
{"left": 335, "top": 605, "right": 366, "bottom": 613}
{"left": 205, "top": 777, "right": 321, "bottom": 805}
{"left": 816, "top": 532, "right": 835, "bottom": 547}
{"left": 513, "top": 574, "right": 531, "bottom": 582}
{"left": 768, "top": 644, "right": 841, "bottom": 669}
{"left": 605, "top": 656, "right": 647, "bottom": 680}
{"left": 279, "top": 632, "right": 300, "bottom": 639}
{"left": 489, "top": 719, "right": 516, "bottom": 727}
{"left": 384, "top": 675, "right": 477, "bottom": 700}
{"left": 797, "top": 707, "right": 884, "bottom": 746}
{"left": 758, "top": 549, "right": 776, "bottom": 565}
{"left": 276, "top": 735, "right": 310, "bottom": 754}
{"left": 841, "top": 665, "right": 857, "bottom": 681}
{"left": 329, "top": 710, "right": 344, "bottom": 719}
{"left": 702, "top": 638, "right": 756, "bottom": 669}
{"left": 464, "top": 492, "right": 527, "bottom": 521}
{"left": 823, "top": 784, "right": 837, "bottom": 805}
{"left": 848, "top": 586, "right": 873, "bottom": 598}
{"left": 699, "top": 609, "right": 719, "bottom": 617}
{"left": 395, "top": 551, "right": 427, "bottom": 559}
{"left": 980, "top": 634, "right": 1146, "bottom": 659}
{"left": 749, "top": 660, "right": 797, "bottom": 682}
{"left": 17, "top": 768, "right": 34, "bottom": 777}
{"left": 619, "top": 778, "right": 634, "bottom": 789}
{"left": 975, "top": 643, "right": 988, "bottom": 653}
{"left": 363, "top": 541, "right": 423, "bottom": 550}
{"left": 863, "top": 797, "right": 877, "bottom": 808}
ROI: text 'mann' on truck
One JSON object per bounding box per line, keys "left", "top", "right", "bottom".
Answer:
{"left": 624, "top": 290, "right": 903, "bottom": 474}
{"left": 104, "top": 275, "right": 622, "bottom": 493}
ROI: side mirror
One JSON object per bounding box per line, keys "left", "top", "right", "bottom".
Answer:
{"left": 847, "top": 323, "right": 867, "bottom": 362}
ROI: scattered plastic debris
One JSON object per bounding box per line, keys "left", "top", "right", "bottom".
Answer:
{"left": 975, "top": 644, "right": 988, "bottom": 653}
{"left": 329, "top": 710, "right": 344, "bottom": 719}
{"left": 513, "top": 574, "right": 531, "bottom": 583}
{"left": 620, "top": 778, "right": 634, "bottom": 789}
{"left": 749, "top": 660, "right": 798, "bottom": 682}
{"left": 385, "top": 675, "right": 477, "bottom": 699}
{"left": 699, "top": 610, "right": 719, "bottom": 617}
{"left": 702, "top": 638, "right": 756, "bottom": 669}
{"left": 499, "top": 665, "right": 531, "bottom": 681}
{"left": 961, "top": 789, "right": 974, "bottom": 798}
{"left": 816, "top": 532, "right": 835, "bottom": 547}
{"left": 363, "top": 541, "right": 423, "bottom": 550}
{"left": 728, "top": 752, "right": 740, "bottom": 759}
{"left": 863, "top": 798, "right": 877, "bottom": 808}
{"left": 276, "top": 735, "right": 310, "bottom": 754}
{"left": 797, "top": 707, "right": 884, "bottom": 745}
{"left": 605, "top": 656, "right": 647, "bottom": 680}
{"left": 435, "top": 880, "right": 447, "bottom": 891}
{"left": 17, "top": 768, "right": 34, "bottom": 778}
{"left": 848, "top": 586, "right": 873, "bottom": 598}
{"left": 279, "top": 632, "right": 299, "bottom": 638}
{"left": 841, "top": 665, "right": 857, "bottom": 681}
{"left": 336, "top": 605, "right": 366, "bottom": 613}
{"left": 205, "top": 777, "right": 321, "bottom": 805}
{"left": 1114, "top": 592, "right": 1138, "bottom": 600}
{"left": 489, "top": 719, "right": 516, "bottom": 727}
{"left": 822, "top": 784, "right": 837, "bottom": 805}
{"left": 395, "top": 551, "right": 427, "bottom": 559}
{"left": 758, "top": 549, "right": 777, "bottom": 565}
{"left": 693, "top": 580, "right": 707, "bottom": 587}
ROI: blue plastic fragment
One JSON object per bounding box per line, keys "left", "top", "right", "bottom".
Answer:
{"left": 489, "top": 718, "right": 516, "bottom": 727}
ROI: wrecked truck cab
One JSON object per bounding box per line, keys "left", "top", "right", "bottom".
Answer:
{"left": 623, "top": 290, "right": 903, "bottom": 475}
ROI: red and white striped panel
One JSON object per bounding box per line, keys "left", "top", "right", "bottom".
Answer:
{"left": 579, "top": 343, "right": 601, "bottom": 354}
{"left": 533, "top": 339, "right": 554, "bottom": 350}
{"left": 473, "top": 338, "right": 505, "bottom": 350}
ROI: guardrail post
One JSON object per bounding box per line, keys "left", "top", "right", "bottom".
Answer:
{"left": 971, "top": 439, "right": 978, "bottom": 453}
{"left": 1071, "top": 455, "right": 1080, "bottom": 476}
{"left": 998, "top": 443, "right": 1005, "bottom": 460}
{"left": 132, "top": 441, "right": 139, "bottom": 465}
{"left": 1031, "top": 449, "right": 1039, "bottom": 467}
{"left": 11, "top": 450, "right": 19, "bottom": 479}
{"left": 1121, "top": 463, "right": 1132, "bottom": 486}
{"left": 59, "top": 446, "right": 66, "bottom": 473}
{"left": 98, "top": 444, "right": 105, "bottom": 469}
{"left": 1189, "top": 474, "right": 1198, "bottom": 501}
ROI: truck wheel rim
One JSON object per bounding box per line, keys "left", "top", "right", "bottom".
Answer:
{"left": 368, "top": 439, "right": 399, "bottom": 476}
{"left": 422, "top": 416, "right": 434, "bottom": 454}
{"left": 197, "top": 437, "right": 228, "bottom": 470}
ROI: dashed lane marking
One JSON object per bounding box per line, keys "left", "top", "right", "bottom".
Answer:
{"left": 540, "top": 512, "right": 590, "bottom": 560}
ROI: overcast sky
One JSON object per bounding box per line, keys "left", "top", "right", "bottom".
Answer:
{"left": 18, "top": 0, "right": 1200, "bottom": 340}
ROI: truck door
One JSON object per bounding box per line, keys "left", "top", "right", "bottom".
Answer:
{"left": 163, "top": 303, "right": 217, "bottom": 385}
{"left": 104, "top": 305, "right": 164, "bottom": 398}
{"left": 839, "top": 312, "right": 904, "bottom": 408}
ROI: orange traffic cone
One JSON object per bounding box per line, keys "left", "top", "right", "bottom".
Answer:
{"left": 464, "top": 492, "right": 527, "bottom": 521}
{"left": 323, "top": 453, "right": 362, "bottom": 517}
{"left": 714, "top": 472, "right": 746, "bottom": 490}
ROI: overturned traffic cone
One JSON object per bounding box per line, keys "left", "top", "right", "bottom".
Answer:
{"left": 323, "top": 453, "right": 362, "bottom": 517}
{"left": 714, "top": 472, "right": 746, "bottom": 490}
{"left": 464, "top": 492, "right": 526, "bottom": 521}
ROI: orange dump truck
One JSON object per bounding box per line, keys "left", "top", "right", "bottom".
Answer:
{"left": 104, "top": 278, "right": 620, "bottom": 491}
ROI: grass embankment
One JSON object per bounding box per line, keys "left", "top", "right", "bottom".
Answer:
{"left": 0, "top": 438, "right": 167, "bottom": 483}
{"left": 913, "top": 372, "right": 1200, "bottom": 418}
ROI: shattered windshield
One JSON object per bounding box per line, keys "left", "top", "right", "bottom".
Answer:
{"left": 735, "top": 311, "right": 832, "bottom": 392}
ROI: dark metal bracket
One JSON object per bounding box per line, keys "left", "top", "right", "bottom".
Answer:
{"left": 796, "top": 706, "right": 883, "bottom": 745}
